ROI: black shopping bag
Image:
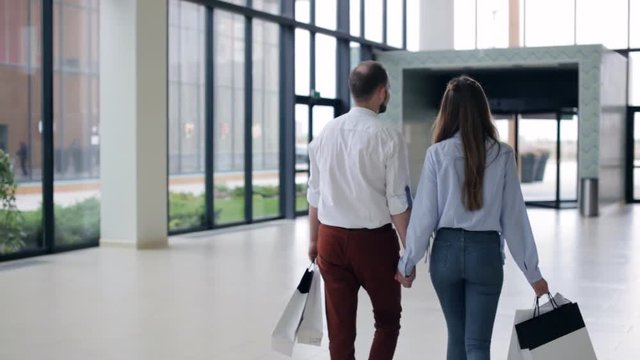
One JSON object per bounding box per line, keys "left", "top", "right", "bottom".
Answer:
{"left": 514, "top": 296, "right": 597, "bottom": 359}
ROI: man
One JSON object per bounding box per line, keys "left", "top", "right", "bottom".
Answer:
{"left": 16, "top": 141, "right": 29, "bottom": 177}
{"left": 307, "top": 61, "right": 414, "bottom": 360}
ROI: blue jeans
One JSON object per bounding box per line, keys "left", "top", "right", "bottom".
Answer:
{"left": 430, "top": 228, "right": 504, "bottom": 360}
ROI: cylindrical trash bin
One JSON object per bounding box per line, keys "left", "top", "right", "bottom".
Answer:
{"left": 579, "top": 178, "right": 598, "bottom": 217}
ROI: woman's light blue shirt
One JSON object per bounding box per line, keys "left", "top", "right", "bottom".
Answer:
{"left": 398, "top": 134, "right": 543, "bottom": 284}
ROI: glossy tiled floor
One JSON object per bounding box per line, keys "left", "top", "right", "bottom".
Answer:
{"left": 1, "top": 206, "right": 639, "bottom": 360}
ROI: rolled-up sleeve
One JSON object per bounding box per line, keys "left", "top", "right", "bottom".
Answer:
{"left": 306, "top": 140, "right": 320, "bottom": 207}
{"left": 398, "top": 148, "right": 439, "bottom": 277}
{"left": 385, "top": 130, "right": 412, "bottom": 215}
{"left": 501, "top": 149, "right": 543, "bottom": 284}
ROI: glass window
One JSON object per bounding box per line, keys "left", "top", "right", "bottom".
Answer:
{"left": 214, "top": 10, "right": 246, "bottom": 225}
{"left": 631, "top": 52, "right": 640, "bottom": 106}
{"left": 168, "top": 0, "right": 206, "bottom": 231}
{"left": 386, "top": 0, "right": 403, "bottom": 48}
{"left": 295, "top": 29, "right": 310, "bottom": 96}
{"left": 476, "top": 0, "right": 508, "bottom": 49}
{"left": 252, "top": 20, "right": 280, "bottom": 220}
{"left": 631, "top": 0, "right": 640, "bottom": 48}
{"left": 253, "top": 0, "right": 280, "bottom": 15}
{"left": 53, "top": 0, "right": 100, "bottom": 247}
{"left": 295, "top": 104, "right": 308, "bottom": 213}
{"left": 0, "top": 0, "right": 43, "bottom": 255}
{"left": 315, "top": 34, "right": 336, "bottom": 99}
{"left": 454, "top": 0, "right": 476, "bottom": 50}
{"left": 350, "top": 0, "right": 361, "bottom": 36}
{"left": 350, "top": 42, "right": 360, "bottom": 71}
{"left": 312, "top": 105, "right": 334, "bottom": 138}
{"left": 576, "top": 0, "right": 628, "bottom": 49}
{"left": 295, "top": 0, "right": 310, "bottom": 23}
{"left": 296, "top": 172, "right": 309, "bottom": 212}
{"left": 365, "top": 0, "right": 383, "bottom": 43}
{"left": 295, "top": 104, "right": 309, "bottom": 172}
{"left": 406, "top": 0, "right": 420, "bottom": 51}
{"left": 315, "top": 0, "right": 336, "bottom": 30}
{"left": 524, "top": 0, "right": 574, "bottom": 47}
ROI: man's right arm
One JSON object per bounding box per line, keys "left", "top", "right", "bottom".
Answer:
{"left": 307, "top": 141, "right": 321, "bottom": 262}
{"left": 391, "top": 209, "right": 410, "bottom": 248}
{"left": 385, "top": 130, "right": 412, "bottom": 248}
{"left": 308, "top": 206, "right": 320, "bottom": 261}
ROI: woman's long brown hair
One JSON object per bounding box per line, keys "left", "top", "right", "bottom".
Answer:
{"left": 432, "top": 76, "right": 499, "bottom": 211}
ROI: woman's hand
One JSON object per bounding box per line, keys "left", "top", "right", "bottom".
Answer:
{"left": 531, "top": 278, "right": 549, "bottom": 297}
{"left": 395, "top": 269, "right": 416, "bottom": 288}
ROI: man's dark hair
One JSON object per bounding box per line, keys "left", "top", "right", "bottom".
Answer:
{"left": 349, "top": 61, "right": 389, "bottom": 102}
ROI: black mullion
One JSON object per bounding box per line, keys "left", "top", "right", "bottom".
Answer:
{"left": 382, "top": 0, "right": 387, "bottom": 44}
{"left": 336, "top": 0, "right": 350, "bottom": 114}
{"left": 186, "top": 0, "right": 402, "bottom": 51}
{"left": 295, "top": 95, "right": 341, "bottom": 106}
{"left": 244, "top": 16, "right": 253, "bottom": 223}
{"left": 360, "top": 44, "right": 373, "bottom": 62}
{"left": 627, "top": 108, "right": 640, "bottom": 202}
{"left": 556, "top": 112, "right": 561, "bottom": 208}
{"left": 310, "top": 36, "right": 316, "bottom": 96}
{"left": 280, "top": 0, "right": 295, "bottom": 219}
{"left": 27, "top": 0, "right": 33, "bottom": 181}
{"left": 310, "top": 0, "right": 315, "bottom": 25}
{"left": 42, "top": 0, "right": 54, "bottom": 252}
{"left": 360, "top": 0, "right": 365, "bottom": 39}
{"left": 402, "top": 0, "right": 407, "bottom": 49}
{"left": 205, "top": 7, "right": 215, "bottom": 228}
{"left": 310, "top": 0, "right": 315, "bottom": 95}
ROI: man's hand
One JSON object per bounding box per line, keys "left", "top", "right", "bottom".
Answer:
{"left": 531, "top": 278, "right": 549, "bottom": 297}
{"left": 308, "top": 241, "right": 318, "bottom": 262}
{"left": 394, "top": 269, "right": 415, "bottom": 288}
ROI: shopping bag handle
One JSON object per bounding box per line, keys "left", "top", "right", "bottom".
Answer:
{"left": 307, "top": 261, "right": 317, "bottom": 271}
{"left": 533, "top": 292, "right": 559, "bottom": 317}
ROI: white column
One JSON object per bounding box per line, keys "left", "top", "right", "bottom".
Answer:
{"left": 419, "top": 0, "right": 455, "bottom": 50}
{"left": 99, "top": 0, "right": 168, "bottom": 249}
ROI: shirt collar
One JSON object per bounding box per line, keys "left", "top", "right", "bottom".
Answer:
{"left": 350, "top": 106, "right": 379, "bottom": 117}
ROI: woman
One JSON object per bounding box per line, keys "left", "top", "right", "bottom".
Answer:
{"left": 395, "top": 76, "right": 549, "bottom": 360}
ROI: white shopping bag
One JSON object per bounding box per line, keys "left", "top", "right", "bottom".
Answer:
{"left": 271, "top": 267, "right": 314, "bottom": 356}
{"left": 507, "top": 293, "right": 597, "bottom": 360}
{"left": 297, "top": 263, "right": 324, "bottom": 346}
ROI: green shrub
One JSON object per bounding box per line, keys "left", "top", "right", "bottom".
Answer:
{"left": 54, "top": 197, "right": 100, "bottom": 245}
{"left": 0, "top": 149, "right": 26, "bottom": 254}
{"left": 253, "top": 185, "right": 279, "bottom": 198}
{"left": 169, "top": 192, "right": 206, "bottom": 230}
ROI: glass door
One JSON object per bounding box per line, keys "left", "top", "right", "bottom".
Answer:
{"left": 631, "top": 110, "right": 640, "bottom": 202}
{"left": 518, "top": 113, "right": 558, "bottom": 205}
{"left": 294, "top": 98, "right": 339, "bottom": 215}
{"left": 558, "top": 112, "right": 578, "bottom": 206}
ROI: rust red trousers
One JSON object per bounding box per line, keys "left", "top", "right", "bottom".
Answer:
{"left": 317, "top": 223, "right": 402, "bottom": 360}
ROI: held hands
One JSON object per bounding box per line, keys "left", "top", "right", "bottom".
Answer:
{"left": 394, "top": 269, "right": 416, "bottom": 288}
{"left": 531, "top": 278, "right": 549, "bottom": 298}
